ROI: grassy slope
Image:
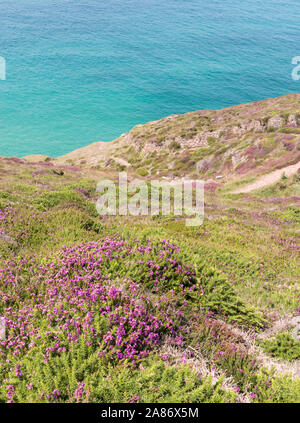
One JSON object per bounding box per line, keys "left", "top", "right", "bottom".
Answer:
{"left": 0, "top": 149, "right": 299, "bottom": 403}
{"left": 54, "top": 93, "right": 300, "bottom": 183}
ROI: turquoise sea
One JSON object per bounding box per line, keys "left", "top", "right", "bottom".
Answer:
{"left": 0, "top": 0, "right": 299, "bottom": 157}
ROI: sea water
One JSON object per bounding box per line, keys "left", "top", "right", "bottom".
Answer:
{"left": 0, "top": 0, "right": 299, "bottom": 157}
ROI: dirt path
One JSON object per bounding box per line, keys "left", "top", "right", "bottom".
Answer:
{"left": 230, "top": 317, "right": 300, "bottom": 380}
{"left": 232, "top": 161, "right": 300, "bottom": 194}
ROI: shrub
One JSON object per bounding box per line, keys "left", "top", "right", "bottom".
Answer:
{"left": 258, "top": 333, "right": 300, "bottom": 361}
{"left": 136, "top": 168, "right": 148, "bottom": 177}
{"left": 0, "top": 354, "right": 235, "bottom": 403}
{"left": 253, "top": 369, "right": 300, "bottom": 403}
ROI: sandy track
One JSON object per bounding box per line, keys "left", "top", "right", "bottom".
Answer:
{"left": 232, "top": 161, "right": 300, "bottom": 194}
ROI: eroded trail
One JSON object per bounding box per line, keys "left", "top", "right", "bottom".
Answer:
{"left": 232, "top": 161, "right": 300, "bottom": 194}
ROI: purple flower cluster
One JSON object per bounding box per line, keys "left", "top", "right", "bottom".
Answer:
{"left": 271, "top": 233, "right": 299, "bottom": 252}
{"left": 0, "top": 236, "right": 190, "bottom": 366}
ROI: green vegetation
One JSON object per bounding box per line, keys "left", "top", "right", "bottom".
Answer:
{"left": 0, "top": 354, "right": 235, "bottom": 403}
{"left": 0, "top": 95, "right": 300, "bottom": 404}
{"left": 258, "top": 333, "right": 300, "bottom": 362}
{"left": 136, "top": 168, "right": 149, "bottom": 177}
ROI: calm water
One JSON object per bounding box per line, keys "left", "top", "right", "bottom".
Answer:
{"left": 0, "top": 0, "right": 299, "bottom": 157}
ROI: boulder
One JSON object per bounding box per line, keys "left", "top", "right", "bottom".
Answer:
{"left": 267, "top": 116, "right": 285, "bottom": 130}
{"left": 287, "top": 114, "right": 297, "bottom": 127}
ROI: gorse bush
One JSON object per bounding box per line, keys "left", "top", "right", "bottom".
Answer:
{"left": 258, "top": 333, "right": 300, "bottom": 362}
{"left": 0, "top": 353, "right": 235, "bottom": 403}
{"left": 252, "top": 369, "right": 300, "bottom": 403}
